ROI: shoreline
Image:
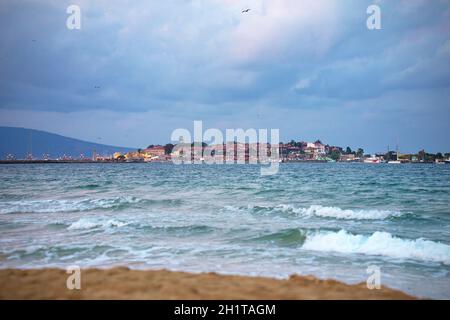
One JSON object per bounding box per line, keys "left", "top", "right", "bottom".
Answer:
{"left": 0, "top": 160, "right": 444, "bottom": 164}
{"left": 0, "top": 268, "right": 415, "bottom": 300}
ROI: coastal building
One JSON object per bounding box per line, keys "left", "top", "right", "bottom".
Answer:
{"left": 143, "top": 146, "right": 165, "bottom": 157}
{"left": 304, "top": 145, "right": 316, "bottom": 159}
{"left": 340, "top": 154, "right": 357, "bottom": 162}
{"left": 303, "top": 140, "right": 326, "bottom": 160}
{"left": 326, "top": 145, "right": 343, "bottom": 154}
{"left": 314, "top": 140, "right": 326, "bottom": 155}
{"left": 191, "top": 145, "right": 204, "bottom": 162}
{"left": 170, "top": 143, "right": 191, "bottom": 162}
{"left": 111, "top": 139, "right": 448, "bottom": 165}
{"left": 282, "top": 144, "right": 302, "bottom": 156}
{"left": 125, "top": 151, "right": 144, "bottom": 162}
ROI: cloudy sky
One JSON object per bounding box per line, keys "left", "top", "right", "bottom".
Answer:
{"left": 0, "top": 0, "right": 449, "bottom": 152}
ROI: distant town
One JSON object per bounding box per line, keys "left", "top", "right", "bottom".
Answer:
{"left": 2, "top": 139, "right": 450, "bottom": 164}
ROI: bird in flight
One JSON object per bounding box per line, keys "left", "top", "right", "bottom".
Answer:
{"left": 242, "top": 8, "right": 251, "bottom": 13}
{"left": 94, "top": 86, "right": 101, "bottom": 89}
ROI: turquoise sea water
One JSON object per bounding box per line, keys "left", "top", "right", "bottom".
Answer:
{"left": 0, "top": 163, "right": 449, "bottom": 298}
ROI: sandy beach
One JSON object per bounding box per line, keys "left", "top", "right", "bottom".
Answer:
{"left": 0, "top": 268, "right": 414, "bottom": 299}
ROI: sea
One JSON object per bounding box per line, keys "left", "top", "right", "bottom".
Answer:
{"left": 0, "top": 163, "right": 449, "bottom": 299}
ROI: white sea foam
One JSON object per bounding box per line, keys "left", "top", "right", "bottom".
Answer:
{"left": 0, "top": 197, "right": 141, "bottom": 214}
{"left": 223, "top": 205, "right": 244, "bottom": 213}
{"left": 67, "top": 218, "right": 128, "bottom": 230}
{"left": 224, "top": 204, "right": 401, "bottom": 220}
{"left": 302, "top": 230, "right": 450, "bottom": 264}
{"left": 284, "top": 205, "right": 401, "bottom": 220}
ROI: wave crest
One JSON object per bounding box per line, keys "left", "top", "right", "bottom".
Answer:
{"left": 302, "top": 230, "right": 450, "bottom": 264}
{"left": 0, "top": 197, "right": 182, "bottom": 214}
{"left": 224, "top": 204, "right": 401, "bottom": 220}
{"left": 294, "top": 205, "right": 401, "bottom": 220}
{"left": 67, "top": 218, "right": 128, "bottom": 230}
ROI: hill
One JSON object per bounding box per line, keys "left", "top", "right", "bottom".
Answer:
{"left": 0, "top": 127, "right": 135, "bottom": 159}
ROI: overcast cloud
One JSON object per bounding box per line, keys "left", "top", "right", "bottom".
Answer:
{"left": 0, "top": 0, "right": 449, "bottom": 152}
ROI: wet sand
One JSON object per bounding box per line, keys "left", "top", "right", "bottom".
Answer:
{"left": 0, "top": 268, "right": 414, "bottom": 299}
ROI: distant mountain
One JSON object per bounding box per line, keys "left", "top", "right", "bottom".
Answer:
{"left": 0, "top": 127, "right": 136, "bottom": 160}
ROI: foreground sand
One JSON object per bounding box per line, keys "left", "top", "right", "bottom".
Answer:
{"left": 0, "top": 268, "right": 414, "bottom": 299}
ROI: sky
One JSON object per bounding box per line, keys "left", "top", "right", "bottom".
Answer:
{"left": 0, "top": 0, "right": 449, "bottom": 153}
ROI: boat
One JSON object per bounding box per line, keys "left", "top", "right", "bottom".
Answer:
{"left": 364, "top": 155, "right": 381, "bottom": 163}
{"left": 388, "top": 144, "right": 402, "bottom": 164}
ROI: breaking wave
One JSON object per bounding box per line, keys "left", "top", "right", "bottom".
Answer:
{"left": 0, "top": 197, "right": 183, "bottom": 214}
{"left": 67, "top": 218, "right": 129, "bottom": 230}
{"left": 66, "top": 219, "right": 216, "bottom": 236}
{"left": 280, "top": 205, "right": 402, "bottom": 220}
{"left": 223, "top": 204, "right": 402, "bottom": 220}
{"left": 302, "top": 230, "right": 450, "bottom": 265}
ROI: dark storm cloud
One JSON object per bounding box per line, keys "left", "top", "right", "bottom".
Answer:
{"left": 0, "top": 0, "right": 449, "bottom": 152}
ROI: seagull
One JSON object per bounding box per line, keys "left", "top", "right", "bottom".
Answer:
{"left": 242, "top": 8, "right": 251, "bottom": 13}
